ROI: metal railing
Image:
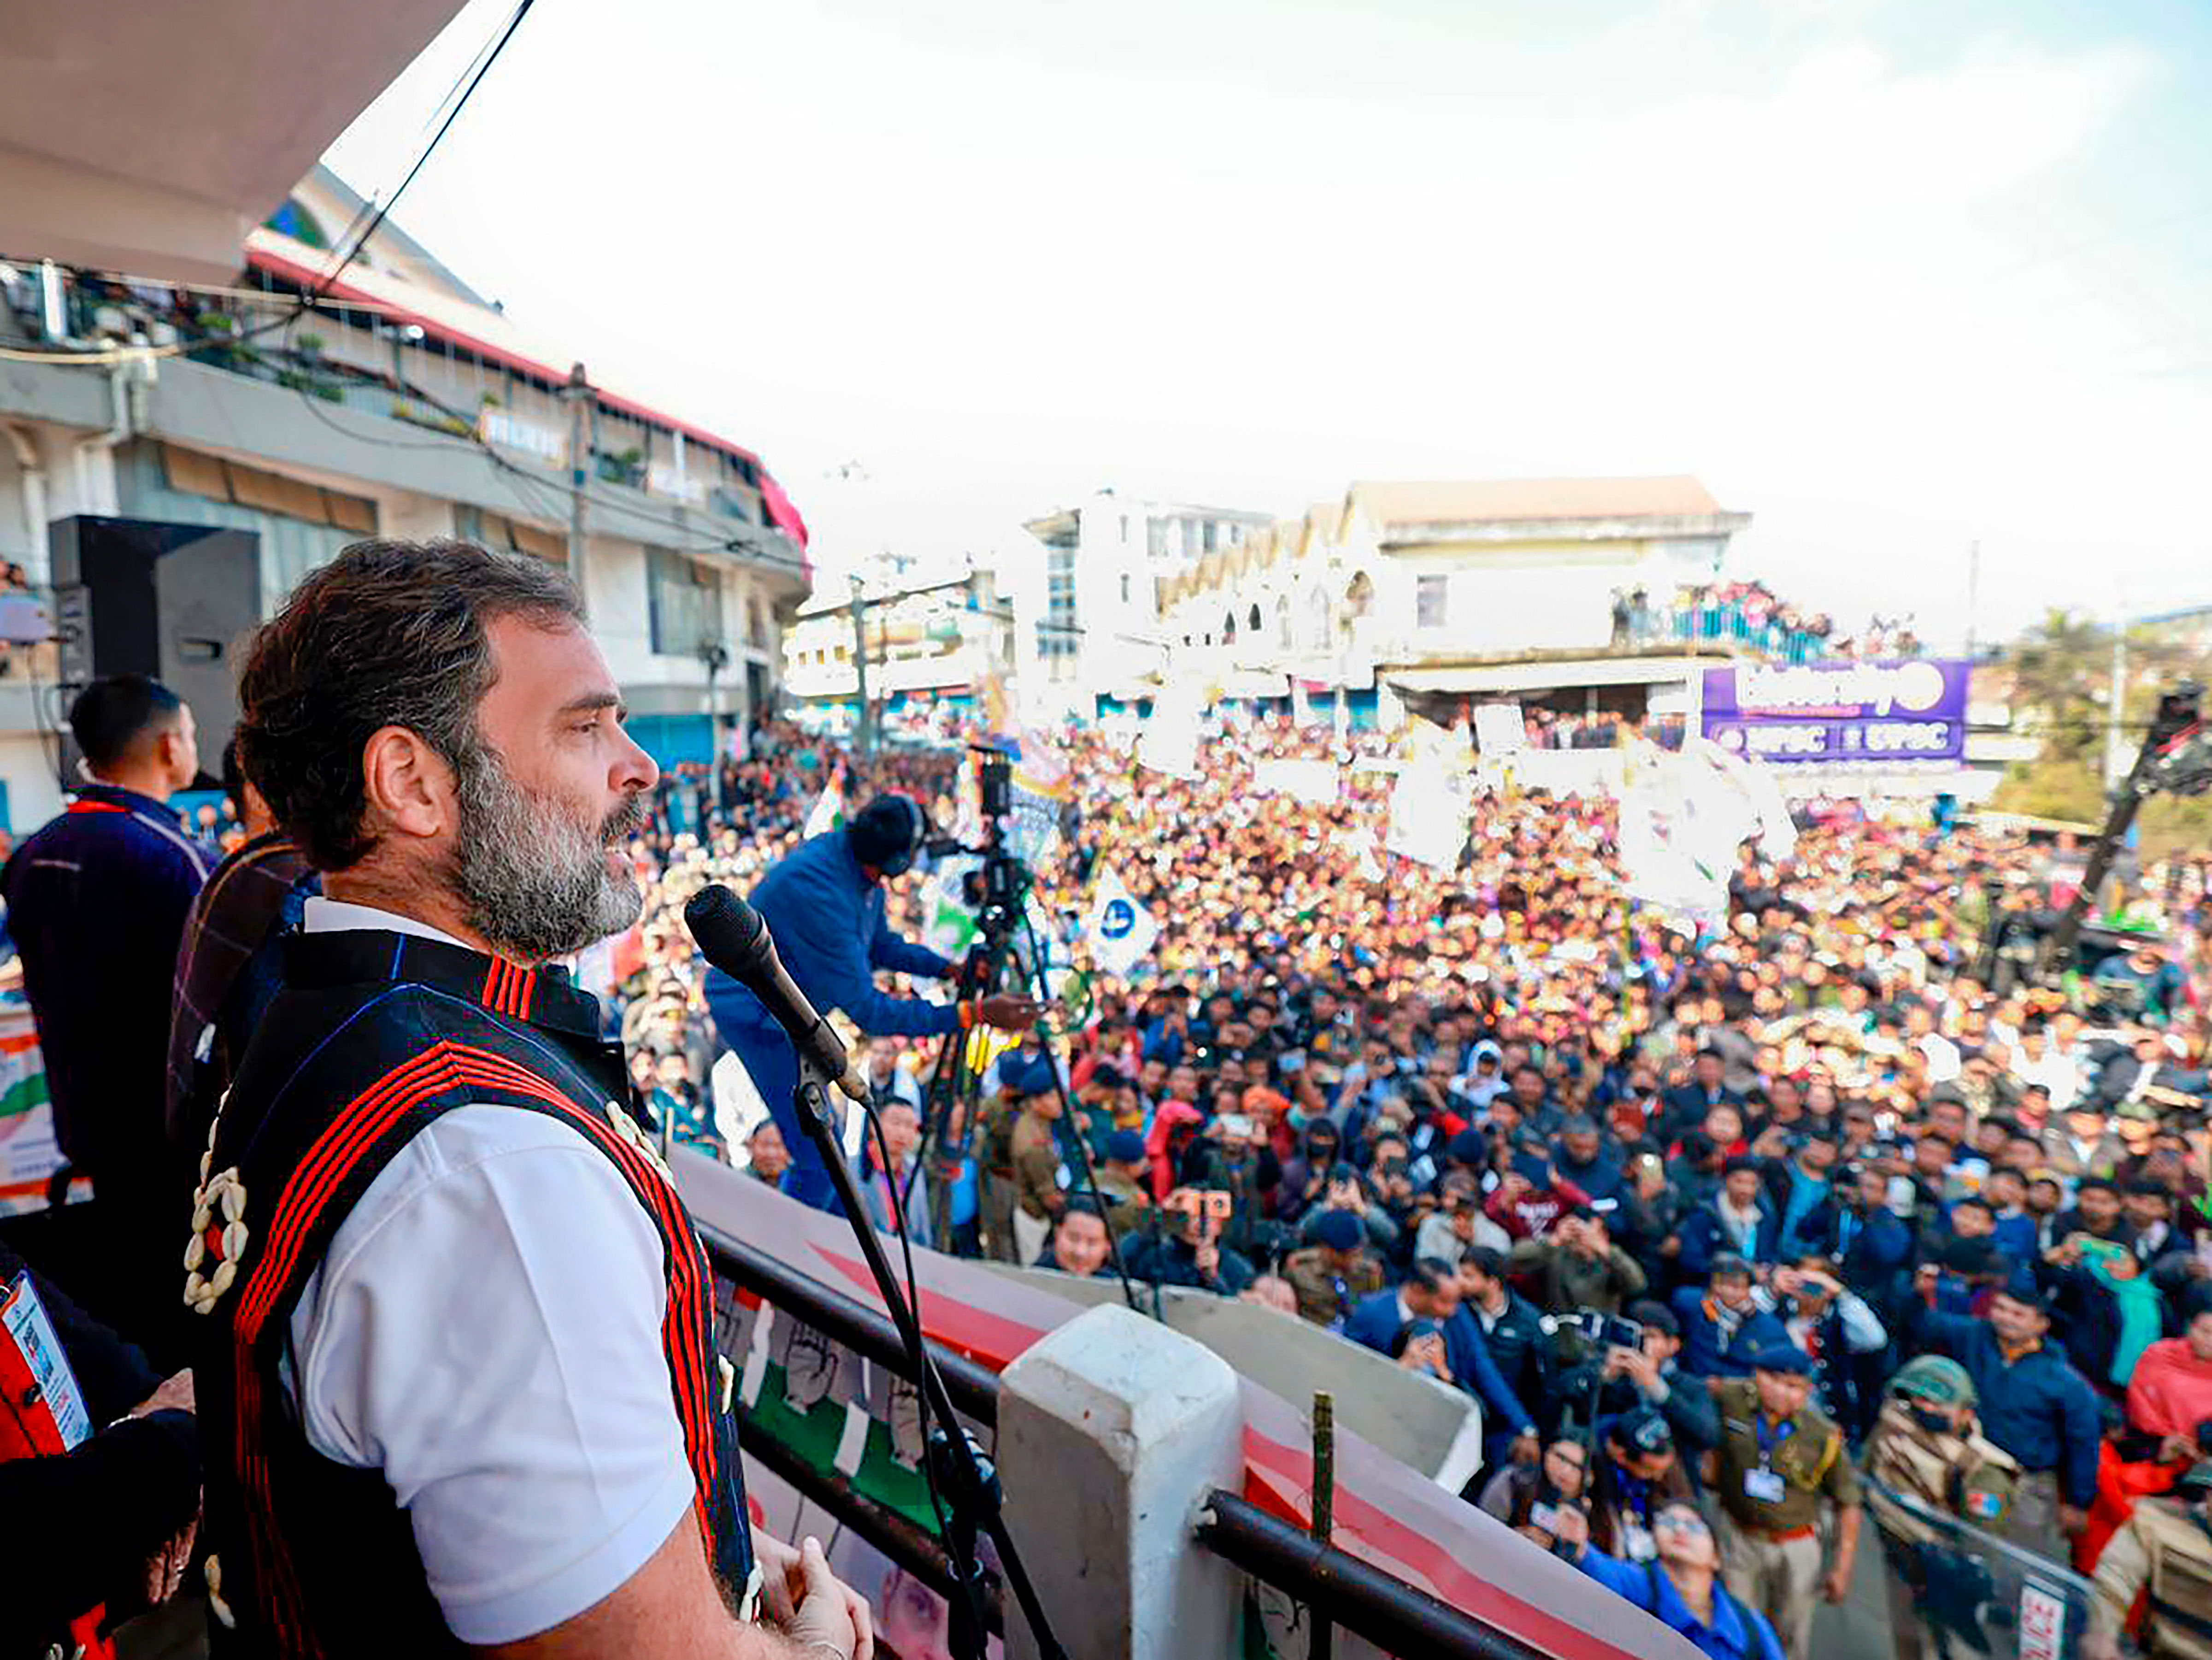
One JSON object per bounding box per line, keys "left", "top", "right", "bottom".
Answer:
{"left": 700, "top": 1224, "right": 1536, "bottom": 1660}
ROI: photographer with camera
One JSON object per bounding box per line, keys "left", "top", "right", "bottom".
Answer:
{"left": 1510, "top": 1207, "right": 1649, "bottom": 1317}
{"left": 1596, "top": 1302, "right": 1721, "bottom": 1464}
{"left": 1477, "top": 1436, "right": 1593, "bottom": 1558}
{"left": 706, "top": 792, "right": 1042, "bottom": 1210}
{"left": 1123, "top": 1186, "right": 1256, "bottom": 1295}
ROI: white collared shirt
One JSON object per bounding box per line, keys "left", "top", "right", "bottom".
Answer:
{"left": 279, "top": 900, "right": 690, "bottom": 1644}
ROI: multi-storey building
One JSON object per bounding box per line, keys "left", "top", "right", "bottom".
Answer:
{"left": 0, "top": 165, "right": 806, "bottom": 829}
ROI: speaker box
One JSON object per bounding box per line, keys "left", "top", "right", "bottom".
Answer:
{"left": 48, "top": 515, "right": 259, "bottom": 788}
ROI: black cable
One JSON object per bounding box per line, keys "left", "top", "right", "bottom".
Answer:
{"left": 859, "top": 1092, "right": 988, "bottom": 1651}
{"left": 315, "top": 0, "right": 536, "bottom": 302}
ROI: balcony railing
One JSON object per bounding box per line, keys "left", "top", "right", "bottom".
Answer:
{"left": 0, "top": 261, "right": 768, "bottom": 529}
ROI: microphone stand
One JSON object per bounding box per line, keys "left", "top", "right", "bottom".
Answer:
{"left": 788, "top": 1060, "right": 1068, "bottom": 1660}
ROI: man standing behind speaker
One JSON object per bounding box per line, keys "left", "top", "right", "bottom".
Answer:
{"left": 1, "top": 675, "right": 210, "bottom": 1358}
{"left": 705, "top": 793, "right": 1041, "bottom": 1212}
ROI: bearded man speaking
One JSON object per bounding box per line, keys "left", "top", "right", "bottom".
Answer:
{"left": 197, "top": 540, "right": 871, "bottom": 1659}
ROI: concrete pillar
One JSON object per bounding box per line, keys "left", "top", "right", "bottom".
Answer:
{"left": 995, "top": 1303, "right": 1244, "bottom": 1660}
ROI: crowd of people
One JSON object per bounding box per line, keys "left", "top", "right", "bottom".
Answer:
{"left": 1612, "top": 578, "right": 1924, "bottom": 666}
{"left": 606, "top": 712, "right": 2212, "bottom": 1660}
{"left": 7, "top": 629, "right": 2212, "bottom": 1657}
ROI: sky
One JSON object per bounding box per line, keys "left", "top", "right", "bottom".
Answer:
{"left": 323, "top": 0, "right": 2212, "bottom": 646}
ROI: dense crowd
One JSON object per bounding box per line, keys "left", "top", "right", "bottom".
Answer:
{"left": 610, "top": 713, "right": 2212, "bottom": 1659}
{"left": 1612, "top": 578, "right": 1924, "bottom": 665}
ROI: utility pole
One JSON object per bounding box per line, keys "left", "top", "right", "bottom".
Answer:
{"left": 562, "top": 361, "right": 591, "bottom": 612}
{"left": 1964, "top": 539, "right": 1981, "bottom": 660}
{"left": 849, "top": 572, "right": 872, "bottom": 758}
{"left": 2106, "top": 616, "right": 2128, "bottom": 792}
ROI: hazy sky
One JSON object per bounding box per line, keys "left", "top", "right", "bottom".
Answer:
{"left": 324, "top": 0, "right": 2212, "bottom": 644}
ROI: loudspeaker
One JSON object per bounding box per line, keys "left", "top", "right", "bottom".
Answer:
{"left": 49, "top": 515, "right": 259, "bottom": 788}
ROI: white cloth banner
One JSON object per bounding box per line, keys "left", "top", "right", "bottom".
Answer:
{"left": 1139, "top": 686, "right": 1204, "bottom": 779}
{"left": 1386, "top": 759, "right": 1469, "bottom": 871}
{"left": 1250, "top": 757, "right": 1340, "bottom": 805}
{"left": 1472, "top": 700, "right": 1525, "bottom": 755}
{"left": 1084, "top": 868, "right": 1159, "bottom": 978}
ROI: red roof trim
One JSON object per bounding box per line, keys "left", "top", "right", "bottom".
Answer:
{"left": 244, "top": 244, "right": 769, "bottom": 475}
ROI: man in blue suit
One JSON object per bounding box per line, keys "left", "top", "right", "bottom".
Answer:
{"left": 1343, "top": 1259, "right": 1540, "bottom": 1469}
{"left": 706, "top": 794, "right": 1041, "bottom": 1208}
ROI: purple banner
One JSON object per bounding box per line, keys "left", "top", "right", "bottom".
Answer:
{"left": 1701, "top": 659, "right": 1970, "bottom": 765}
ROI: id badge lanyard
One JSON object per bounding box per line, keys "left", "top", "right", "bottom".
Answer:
{"left": 1755, "top": 1414, "right": 1795, "bottom": 1479}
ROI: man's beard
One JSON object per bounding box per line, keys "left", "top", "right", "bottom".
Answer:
{"left": 447, "top": 744, "right": 649, "bottom": 963}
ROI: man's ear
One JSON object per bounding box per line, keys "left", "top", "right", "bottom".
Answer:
{"left": 361, "top": 726, "right": 456, "bottom": 845}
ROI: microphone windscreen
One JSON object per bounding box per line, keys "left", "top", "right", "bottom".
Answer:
{"left": 684, "top": 883, "right": 766, "bottom": 972}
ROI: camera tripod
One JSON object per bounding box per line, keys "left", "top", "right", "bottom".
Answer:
{"left": 900, "top": 787, "right": 1143, "bottom": 1314}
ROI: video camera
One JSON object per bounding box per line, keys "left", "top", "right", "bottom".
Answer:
{"left": 1554, "top": 1309, "right": 1645, "bottom": 1354}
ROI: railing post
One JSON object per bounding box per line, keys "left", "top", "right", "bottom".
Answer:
{"left": 995, "top": 1303, "right": 1244, "bottom": 1660}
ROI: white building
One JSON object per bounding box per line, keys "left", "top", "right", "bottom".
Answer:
{"left": 781, "top": 556, "right": 1021, "bottom": 738}
{"left": 1018, "top": 491, "right": 1273, "bottom": 705}
{"left": 0, "top": 165, "right": 806, "bottom": 831}
{"left": 1157, "top": 477, "right": 1753, "bottom": 728}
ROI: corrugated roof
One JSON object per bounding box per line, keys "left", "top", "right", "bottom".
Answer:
{"left": 1352, "top": 476, "right": 1724, "bottom": 527}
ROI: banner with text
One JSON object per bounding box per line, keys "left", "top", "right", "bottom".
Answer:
{"left": 1701, "top": 659, "right": 1970, "bottom": 765}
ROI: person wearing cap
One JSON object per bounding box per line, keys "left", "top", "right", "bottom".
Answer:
{"left": 1550, "top": 1500, "right": 1787, "bottom": 1660}
{"left": 1282, "top": 1207, "right": 1386, "bottom": 1329}
{"left": 1094, "top": 1128, "right": 1157, "bottom": 1238}
{"left": 1708, "top": 1345, "right": 1863, "bottom": 1660}
{"left": 706, "top": 791, "right": 1044, "bottom": 1209}
{"left": 1588, "top": 1404, "right": 1697, "bottom": 1563}
{"left": 2086, "top": 1462, "right": 2212, "bottom": 1660}
{"left": 1006, "top": 1063, "right": 1071, "bottom": 1267}
{"left": 1903, "top": 1274, "right": 2102, "bottom": 1550}
{"left": 1864, "top": 1356, "right": 2022, "bottom": 1660}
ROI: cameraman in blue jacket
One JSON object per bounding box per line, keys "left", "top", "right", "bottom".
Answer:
{"left": 706, "top": 794, "right": 1040, "bottom": 1209}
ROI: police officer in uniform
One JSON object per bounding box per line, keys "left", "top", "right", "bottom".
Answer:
{"left": 1863, "top": 1356, "right": 2021, "bottom": 1660}
{"left": 2088, "top": 1462, "right": 2212, "bottom": 1660}
{"left": 1710, "top": 1345, "right": 1864, "bottom": 1660}
{"left": 1282, "top": 1208, "right": 1385, "bottom": 1328}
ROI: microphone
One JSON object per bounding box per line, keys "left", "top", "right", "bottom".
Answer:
{"left": 684, "top": 883, "right": 872, "bottom": 1107}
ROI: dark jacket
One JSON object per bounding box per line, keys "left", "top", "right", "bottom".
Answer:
{"left": 1670, "top": 1286, "right": 1789, "bottom": 1380}
{"left": 1792, "top": 1197, "right": 1913, "bottom": 1307}
{"left": 1120, "top": 1231, "right": 1256, "bottom": 1296}
{"left": 1, "top": 1242, "right": 201, "bottom": 1648}
{"left": 1468, "top": 1289, "right": 1555, "bottom": 1430}
{"left": 1677, "top": 1197, "right": 1782, "bottom": 1281}
{"left": 1, "top": 784, "right": 213, "bottom": 1185}
{"left": 1342, "top": 1292, "right": 1530, "bottom": 1435}
{"left": 1903, "top": 1302, "right": 2102, "bottom": 1506}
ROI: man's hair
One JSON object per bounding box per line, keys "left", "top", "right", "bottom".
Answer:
{"left": 235, "top": 539, "right": 585, "bottom": 870}
{"left": 220, "top": 736, "right": 248, "bottom": 813}
{"left": 69, "top": 674, "right": 183, "bottom": 770}
{"left": 1406, "top": 1257, "right": 1456, "bottom": 1296}
{"left": 1461, "top": 1245, "right": 1507, "bottom": 1281}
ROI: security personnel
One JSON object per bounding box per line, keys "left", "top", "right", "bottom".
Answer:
{"left": 1008, "top": 1071, "right": 1068, "bottom": 1266}
{"left": 1710, "top": 1345, "right": 1864, "bottom": 1660}
{"left": 1282, "top": 1207, "right": 1386, "bottom": 1328}
{"left": 2087, "top": 1463, "right": 2212, "bottom": 1660}
{"left": 705, "top": 791, "right": 1041, "bottom": 1209}
{"left": 1864, "top": 1356, "right": 2021, "bottom": 1660}
{"left": 1094, "top": 1128, "right": 1158, "bottom": 1238}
